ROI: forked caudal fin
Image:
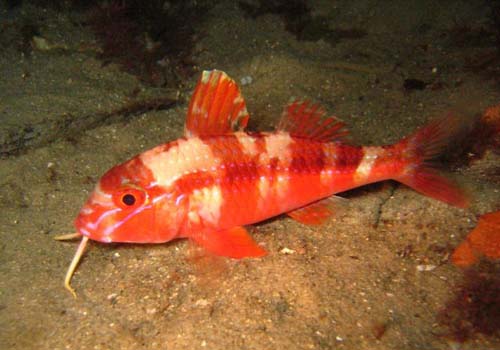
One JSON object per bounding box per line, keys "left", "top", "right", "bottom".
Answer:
{"left": 396, "top": 113, "right": 470, "bottom": 208}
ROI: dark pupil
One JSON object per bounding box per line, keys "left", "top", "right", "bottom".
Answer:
{"left": 122, "top": 194, "right": 136, "bottom": 206}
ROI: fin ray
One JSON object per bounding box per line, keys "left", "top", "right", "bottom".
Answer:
{"left": 287, "top": 196, "right": 348, "bottom": 225}
{"left": 397, "top": 113, "right": 470, "bottom": 208}
{"left": 277, "top": 100, "right": 349, "bottom": 142}
{"left": 398, "top": 167, "right": 469, "bottom": 208}
{"left": 185, "top": 70, "right": 249, "bottom": 137}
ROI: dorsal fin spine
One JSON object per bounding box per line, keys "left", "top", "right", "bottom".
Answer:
{"left": 185, "top": 70, "right": 249, "bottom": 137}
{"left": 215, "top": 81, "right": 234, "bottom": 130}
{"left": 278, "top": 100, "right": 350, "bottom": 142}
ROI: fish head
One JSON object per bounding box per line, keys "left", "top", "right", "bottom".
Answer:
{"left": 75, "top": 156, "right": 186, "bottom": 243}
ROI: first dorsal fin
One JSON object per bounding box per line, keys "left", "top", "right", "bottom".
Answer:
{"left": 277, "top": 100, "right": 350, "bottom": 142}
{"left": 185, "top": 70, "right": 249, "bottom": 137}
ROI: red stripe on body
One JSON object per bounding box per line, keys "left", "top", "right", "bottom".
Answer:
{"left": 208, "top": 135, "right": 263, "bottom": 230}
{"left": 331, "top": 144, "right": 364, "bottom": 172}
{"left": 322, "top": 144, "right": 366, "bottom": 193}
{"left": 171, "top": 134, "right": 263, "bottom": 231}
{"left": 280, "top": 139, "right": 329, "bottom": 209}
{"left": 174, "top": 171, "right": 217, "bottom": 194}
{"left": 289, "top": 139, "right": 326, "bottom": 174}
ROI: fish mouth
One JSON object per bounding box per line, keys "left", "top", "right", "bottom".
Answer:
{"left": 74, "top": 218, "right": 112, "bottom": 243}
{"left": 75, "top": 225, "right": 91, "bottom": 238}
{"left": 74, "top": 214, "right": 95, "bottom": 241}
{"left": 74, "top": 204, "right": 118, "bottom": 243}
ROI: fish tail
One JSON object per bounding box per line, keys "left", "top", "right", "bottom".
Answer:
{"left": 395, "top": 113, "right": 470, "bottom": 208}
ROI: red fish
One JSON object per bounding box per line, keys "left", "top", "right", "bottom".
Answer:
{"left": 58, "top": 70, "right": 468, "bottom": 296}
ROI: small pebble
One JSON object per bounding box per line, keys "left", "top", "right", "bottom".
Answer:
{"left": 106, "top": 293, "right": 118, "bottom": 300}
{"left": 280, "top": 247, "right": 295, "bottom": 255}
{"left": 195, "top": 299, "right": 209, "bottom": 307}
{"left": 416, "top": 264, "right": 436, "bottom": 272}
{"left": 240, "top": 75, "right": 253, "bottom": 86}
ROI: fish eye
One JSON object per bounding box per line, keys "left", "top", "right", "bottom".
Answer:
{"left": 112, "top": 186, "right": 146, "bottom": 209}
{"left": 122, "top": 193, "right": 136, "bottom": 206}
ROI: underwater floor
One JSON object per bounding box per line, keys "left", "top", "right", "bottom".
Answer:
{"left": 0, "top": 1, "right": 499, "bottom": 349}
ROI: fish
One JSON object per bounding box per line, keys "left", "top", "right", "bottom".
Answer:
{"left": 57, "top": 70, "right": 469, "bottom": 297}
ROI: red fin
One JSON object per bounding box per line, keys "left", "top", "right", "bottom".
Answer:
{"left": 397, "top": 113, "right": 471, "bottom": 208}
{"left": 398, "top": 168, "right": 469, "bottom": 208}
{"left": 277, "top": 100, "right": 350, "bottom": 142}
{"left": 185, "top": 70, "right": 249, "bottom": 137}
{"left": 452, "top": 211, "right": 500, "bottom": 267}
{"left": 403, "top": 113, "right": 472, "bottom": 160}
{"left": 451, "top": 238, "right": 477, "bottom": 267}
{"left": 288, "top": 196, "right": 347, "bottom": 225}
{"left": 190, "top": 226, "right": 267, "bottom": 259}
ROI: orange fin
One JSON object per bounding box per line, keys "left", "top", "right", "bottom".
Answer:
{"left": 277, "top": 100, "right": 350, "bottom": 142}
{"left": 398, "top": 168, "right": 469, "bottom": 208}
{"left": 185, "top": 70, "right": 249, "bottom": 137}
{"left": 288, "top": 196, "right": 347, "bottom": 225}
{"left": 397, "top": 113, "right": 471, "bottom": 208}
{"left": 452, "top": 211, "right": 500, "bottom": 267}
{"left": 190, "top": 226, "right": 267, "bottom": 259}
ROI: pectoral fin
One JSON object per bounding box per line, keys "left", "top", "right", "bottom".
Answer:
{"left": 190, "top": 226, "right": 267, "bottom": 259}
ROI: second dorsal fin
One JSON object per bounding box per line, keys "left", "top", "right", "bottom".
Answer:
{"left": 185, "top": 70, "right": 250, "bottom": 137}
{"left": 277, "top": 100, "right": 350, "bottom": 142}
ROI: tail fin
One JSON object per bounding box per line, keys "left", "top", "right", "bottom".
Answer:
{"left": 396, "top": 113, "right": 470, "bottom": 208}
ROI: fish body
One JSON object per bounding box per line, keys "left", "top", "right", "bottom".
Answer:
{"left": 62, "top": 70, "right": 468, "bottom": 295}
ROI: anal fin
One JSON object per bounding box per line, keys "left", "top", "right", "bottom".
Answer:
{"left": 287, "top": 196, "right": 347, "bottom": 225}
{"left": 190, "top": 226, "right": 267, "bottom": 259}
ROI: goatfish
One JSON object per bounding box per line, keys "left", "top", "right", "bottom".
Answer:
{"left": 57, "top": 70, "right": 468, "bottom": 297}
